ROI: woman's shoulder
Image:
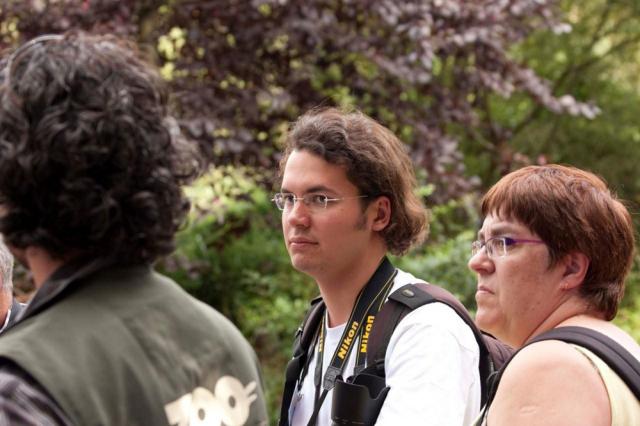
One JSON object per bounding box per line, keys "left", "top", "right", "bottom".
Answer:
{"left": 488, "top": 338, "right": 610, "bottom": 426}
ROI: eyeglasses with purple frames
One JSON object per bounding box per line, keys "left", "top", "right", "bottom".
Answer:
{"left": 471, "top": 236, "right": 545, "bottom": 258}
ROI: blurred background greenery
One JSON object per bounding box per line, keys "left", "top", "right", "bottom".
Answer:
{"left": 2, "top": 0, "right": 639, "bottom": 422}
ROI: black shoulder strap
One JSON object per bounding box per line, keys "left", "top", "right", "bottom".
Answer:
{"left": 364, "top": 283, "right": 511, "bottom": 406}
{"left": 529, "top": 326, "right": 640, "bottom": 400}
{"left": 279, "top": 296, "right": 325, "bottom": 426}
{"left": 364, "top": 284, "right": 436, "bottom": 377}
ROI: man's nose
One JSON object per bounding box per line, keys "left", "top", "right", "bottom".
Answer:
{"left": 285, "top": 199, "right": 311, "bottom": 228}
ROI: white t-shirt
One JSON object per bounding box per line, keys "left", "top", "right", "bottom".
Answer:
{"left": 289, "top": 269, "right": 481, "bottom": 426}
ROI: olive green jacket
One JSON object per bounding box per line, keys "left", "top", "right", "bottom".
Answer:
{"left": 0, "top": 262, "right": 268, "bottom": 425}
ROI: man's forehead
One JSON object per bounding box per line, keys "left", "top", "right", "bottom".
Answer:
{"left": 281, "top": 150, "right": 352, "bottom": 192}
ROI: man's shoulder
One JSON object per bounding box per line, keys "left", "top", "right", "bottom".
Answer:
{"left": 390, "top": 268, "right": 426, "bottom": 290}
{"left": 385, "top": 270, "right": 479, "bottom": 352}
{"left": 390, "top": 270, "right": 470, "bottom": 326}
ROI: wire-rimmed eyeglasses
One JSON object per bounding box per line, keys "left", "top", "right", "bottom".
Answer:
{"left": 271, "top": 192, "right": 367, "bottom": 212}
{"left": 471, "top": 236, "right": 545, "bottom": 259}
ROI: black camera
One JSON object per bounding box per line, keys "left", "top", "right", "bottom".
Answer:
{"left": 331, "top": 373, "right": 390, "bottom": 425}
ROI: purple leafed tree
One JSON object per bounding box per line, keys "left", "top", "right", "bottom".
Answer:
{"left": 0, "top": 0, "right": 597, "bottom": 201}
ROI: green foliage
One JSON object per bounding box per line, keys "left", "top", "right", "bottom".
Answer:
{"left": 463, "top": 0, "right": 640, "bottom": 205}
{"left": 395, "top": 230, "right": 478, "bottom": 309}
{"left": 395, "top": 195, "right": 481, "bottom": 309}
{"left": 615, "top": 255, "right": 640, "bottom": 342}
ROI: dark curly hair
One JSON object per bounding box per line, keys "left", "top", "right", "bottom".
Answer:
{"left": 0, "top": 32, "right": 200, "bottom": 264}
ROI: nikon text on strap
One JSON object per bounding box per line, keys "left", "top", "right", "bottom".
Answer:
{"left": 279, "top": 257, "right": 397, "bottom": 426}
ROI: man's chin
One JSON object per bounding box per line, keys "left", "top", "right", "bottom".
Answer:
{"left": 290, "top": 257, "right": 320, "bottom": 276}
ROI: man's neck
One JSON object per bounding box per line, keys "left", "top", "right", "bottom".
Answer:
{"left": 24, "top": 247, "right": 67, "bottom": 289}
{"left": 316, "top": 250, "right": 387, "bottom": 328}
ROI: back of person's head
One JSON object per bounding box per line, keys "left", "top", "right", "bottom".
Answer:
{"left": 279, "top": 107, "right": 427, "bottom": 255}
{"left": 0, "top": 32, "right": 199, "bottom": 264}
{"left": 481, "top": 164, "right": 635, "bottom": 320}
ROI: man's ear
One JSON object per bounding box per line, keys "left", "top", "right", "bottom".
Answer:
{"left": 371, "top": 196, "right": 391, "bottom": 231}
{"left": 560, "top": 252, "right": 589, "bottom": 291}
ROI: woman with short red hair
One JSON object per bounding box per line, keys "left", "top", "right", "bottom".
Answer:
{"left": 469, "top": 164, "right": 639, "bottom": 425}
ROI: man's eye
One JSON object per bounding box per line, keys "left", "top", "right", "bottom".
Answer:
{"left": 308, "top": 194, "right": 327, "bottom": 206}
{"left": 282, "top": 194, "right": 296, "bottom": 204}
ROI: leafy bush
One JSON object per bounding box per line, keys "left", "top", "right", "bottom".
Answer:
{"left": 615, "top": 254, "right": 640, "bottom": 341}
{"left": 395, "top": 194, "right": 480, "bottom": 309}
{"left": 395, "top": 229, "right": 478, "bottom": 309}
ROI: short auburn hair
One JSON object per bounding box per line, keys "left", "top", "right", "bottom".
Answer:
{"left": 279, "top": 107, "right": 428, "bottom": 255}
{"left": 482, "top": 164, "right": 635, "bottom": 320}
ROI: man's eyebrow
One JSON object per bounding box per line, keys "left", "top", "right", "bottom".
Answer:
{"left": 279, "top": 185, "right": 334, "bottom": 194}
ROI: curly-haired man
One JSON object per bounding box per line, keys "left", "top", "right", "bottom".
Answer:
{"left": 0, "top": 33, "right": 267, "bottom": 425}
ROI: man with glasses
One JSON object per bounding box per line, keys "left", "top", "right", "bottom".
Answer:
{"left": 275, "top": 108, "right": 481, "bottom": 425}
{"left": 0, "top": 33, "right": 267, "bottom": 425}
{"left": 468, "top": 164, "right": 640, "bottom": 425}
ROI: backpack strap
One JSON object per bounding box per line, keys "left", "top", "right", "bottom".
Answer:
{"left": 363, "top": 283, "right": 435, "bottom": 378}
{"left": 364, "top": 283, "right": 511, "bottom": 406}
{"left": 529, "top": 326, "right": 640, "bottom": 400}
{"left": 279, "top": 296, "right": 325, "bottom": 426}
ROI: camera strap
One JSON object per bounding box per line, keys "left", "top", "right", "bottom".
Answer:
{"left": 305, "top": 257, "right": 397, "bottom": 426}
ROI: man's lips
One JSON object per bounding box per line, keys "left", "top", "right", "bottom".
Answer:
{"left": 288, "top": 237, "right": 318, "bottom": 246}
{"left": 477, "top": 284, "right": 494, "bottom": 295}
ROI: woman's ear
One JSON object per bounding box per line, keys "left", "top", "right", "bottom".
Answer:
{"left": 560, "top": 251, "right": 589, "bottom": 291}
{"left": 371, "top": 196, "right": 391, "bottom": 231}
